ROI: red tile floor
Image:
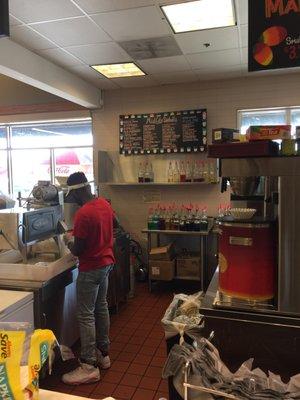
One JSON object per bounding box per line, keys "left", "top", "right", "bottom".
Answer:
{"left": 41, "top": 282, "right": 173, "bottom": 400}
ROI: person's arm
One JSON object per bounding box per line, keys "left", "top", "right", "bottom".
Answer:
{"left": 68, "top": 236, "right": 86, "bottom": 257}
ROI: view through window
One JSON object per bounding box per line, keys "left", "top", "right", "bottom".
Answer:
{"left": 0, "top": 119, "right": 93, "bottom": 197}
{"left": 238, "top": 107, "right": 300, "bottom": 136}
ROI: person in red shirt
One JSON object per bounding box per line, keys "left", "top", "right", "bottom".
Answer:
{"left": 62, "top": 172, "right": 115, "bottom": 386}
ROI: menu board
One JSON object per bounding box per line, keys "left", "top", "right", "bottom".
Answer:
{"left": 249, "top": 0, "right": 300, "bottom": 72}
{"left": 119, "top": 109, "right": 207, "bottom": 155}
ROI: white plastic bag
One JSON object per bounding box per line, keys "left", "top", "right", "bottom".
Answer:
{"left": 161, "top": 292, "right": 204, "bottom": 343}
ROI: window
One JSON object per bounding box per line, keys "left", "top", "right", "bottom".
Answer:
{"left": 291, "top": 109, "right": 300, "bottom": 132}
{"left": 54, "top": 147, "right": 93, "bottom": 184}
{"left": 238, "top": 107, "right": 300, "bottom": 136}
{"left": 0, "top": 119, "right": 93, "bottom": 197}
{"left": 11, "top": 149, "right": 51, "bottom": 197}
{"left": 0, "top": 127, "right": 6, "bottom": 149}
{"left": 0, "top": 150, "right": 8, "bottom": 194}
{"left": 11, "top": 121, "right": 93, "bottom": 148}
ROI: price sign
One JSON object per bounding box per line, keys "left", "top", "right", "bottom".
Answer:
{"left": 248, "top": 0, "right": 300, "bottom": 71}
{"left": 119, "top": 109, "right": 207, "bottom": 156}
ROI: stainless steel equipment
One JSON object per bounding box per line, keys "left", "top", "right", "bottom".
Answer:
{"left": 0, "top": 181, "right": 79, "bottom": 346}
{"left": 0, "top": 181, "right": 68, "bottom": 262}
{"left": 217, "top": 157, "right": 300, "bottom": 316}
{"left": 230, "top": 176, "right": 260, "bottom": 196}
{"left": 0, "top": 206, "right": 65, "bottom": 262}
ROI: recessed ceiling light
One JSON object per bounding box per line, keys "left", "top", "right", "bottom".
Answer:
{"left": 91, "top": 62, "right": 146, "bottom": 78}
{"left": 161, "top": 0, "right": 236, "bottom": 34}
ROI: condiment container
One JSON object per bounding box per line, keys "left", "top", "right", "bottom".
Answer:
{"left": 281, "top": 139, "right": 295, "bottom": 156}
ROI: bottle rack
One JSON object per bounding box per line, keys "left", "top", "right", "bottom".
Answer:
{"left": 98, "top": 150, "right": 219, "bottom": 185}
{"left": 103, "top": 181, "right": 215, "bottom": 186}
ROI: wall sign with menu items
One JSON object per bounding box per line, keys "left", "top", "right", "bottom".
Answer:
{"left": 249, "top": 0, "right": 300, "bottom": 72}
{"left": 119, "top": 109, "right": 207, "bottom": 155}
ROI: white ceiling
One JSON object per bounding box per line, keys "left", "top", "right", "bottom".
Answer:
{"left": 6, "top": 0, "right": 296, "bottom": 91}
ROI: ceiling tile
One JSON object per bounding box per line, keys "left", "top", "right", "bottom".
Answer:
{"left": 235, "top": 0, "right": 248, "bottom": 25}
{"left": 91, "top": 6, "right": 170, "bottom": 41}
{"left": 92, "top": 79, "right": 120, "bottom": 89}
{"left": 194, "top": 64, "right": 243, "bottom": 75}
{"left": 138, "top": 55, "right": 190, "bottom": 74}
{"left": 240, "top": 24, "right": 248, "bottom": 48}
{"left": 9, "top": 0, "right": 83, "bottom": 24}
{"left": 33, "top": 16, "right": 111, "bottom": 47}
{"left": 155, "top": 0, "right": 192, "bottom": 4}
{"left": 38, "top": 48, "right": 84, "bottom": 67}
{"left": 68, "top": 65, "right": 120, "bottom": 89}
{"left": 111, "top": 75, "right": 159, "bottom": 88}
{"left": 10, "top": 25, "right": 55, "bottom": 50}
{"left": 195, "top": 65, "right": 243, "bottom": 80}
{"left": 65, "top": 42, "right": 130, "bottom": 64}
{"left": 197, "top": 70, "right": 243, "bottom": 81}
{"left": 186, "top": 49, "right": 241, "bottom": 69}
{"left": 153, "top": 70, "right": 198, "bottom": 84}
{"left": 73, "top": 0, "right": 155, "bottom": 13}
{"left": 119, "top": 36, "right": 182, "bottom": 60}
{"left": 10, "top": 26, "right": 55, "bottom": 51}
{"left": 9, "top": 15, "right": 23, "bottom": 26}
{"left": 175, "top": 26, "right": 239, "bottom": 55}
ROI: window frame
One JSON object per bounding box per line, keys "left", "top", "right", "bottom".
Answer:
{"left": 237, "top": 106, "right": 300, "bottom": 136}
{"left": 0, "top": 118, "right": 93, "bottom": 196}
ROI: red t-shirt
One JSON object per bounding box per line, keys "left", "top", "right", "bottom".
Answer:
{"left": 73, "top": 197, "right": 115, "bottom": 271}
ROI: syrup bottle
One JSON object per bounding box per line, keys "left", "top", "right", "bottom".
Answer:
{"left": 180, "top": 161, "right": 186, "bottom": 182}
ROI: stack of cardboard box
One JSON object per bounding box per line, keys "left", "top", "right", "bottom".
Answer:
{"left": 149, "top": 243, "right": 175, "bottom": 281}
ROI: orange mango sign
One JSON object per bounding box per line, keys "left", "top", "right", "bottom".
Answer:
{"left": 249, "top": 0, "right": 300, "bottom": 71}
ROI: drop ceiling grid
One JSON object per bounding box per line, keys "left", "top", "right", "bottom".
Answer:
{"left": 6, "top": 0, "right": 261, "bottom": 89}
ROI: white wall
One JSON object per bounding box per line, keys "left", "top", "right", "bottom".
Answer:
{"left": 93, "top": 72, "right": 300, "bottom": 244}
{"left": 0, "top": 74, "right": 61, "bottom": 106}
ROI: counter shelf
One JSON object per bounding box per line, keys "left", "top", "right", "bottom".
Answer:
{"left": 142, "top": 223, "right": 214, "bottom": 292}
{"left": 101, "top": 182, "right": 217, "bottom": 186}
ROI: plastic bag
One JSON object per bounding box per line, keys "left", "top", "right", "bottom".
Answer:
{"left": 161, "top": 292, "right": 204, "bottom": 343}
{"left": 0, "top": 322, "right": 57, "bottom": 400}
{"left": 163, "top": 336, "right": 300, "bottom": 400}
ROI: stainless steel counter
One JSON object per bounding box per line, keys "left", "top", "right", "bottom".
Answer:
{"left": 0, "top": 253, "right": 79, "bottom": 347}
{"left": 200, "top": 270, "right": 300, "bottom": 377}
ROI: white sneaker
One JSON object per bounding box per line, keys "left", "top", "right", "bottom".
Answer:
{"left": 96, "top": 349, "right": 111, "bottom": 369}
{"left": 62, "top": 362, "right": 100, "bottom": 385}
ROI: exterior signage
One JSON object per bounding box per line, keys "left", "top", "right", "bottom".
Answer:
{"left": 248, "top": 0, "right": 300, "bottom": 71}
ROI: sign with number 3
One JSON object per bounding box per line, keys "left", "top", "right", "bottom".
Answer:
{"left": 248, "top": 0, "right": 300, "bottom": 71}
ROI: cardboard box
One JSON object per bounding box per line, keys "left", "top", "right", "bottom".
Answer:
{"left": 149, "top": 243, "right": 175, "bottom": 261}
{"left": 212, "top": 128, "right": 240, "bottom": 143}
{"left": 176, "top": 254, "right": 201, "bottom": 279}
{"left": 246, "top": 125, "right": 291, "bottom": 141}
{"left": 149, "top": 260, "right": 175, "bottom": 281}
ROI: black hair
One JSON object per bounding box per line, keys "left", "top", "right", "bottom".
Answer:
{"left": 67, "top": 172, "right": 88, "bottom": 186}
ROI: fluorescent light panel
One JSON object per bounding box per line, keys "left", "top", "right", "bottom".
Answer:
{"left": 161, "top": 0, "right": 236, "bottom": 33}
{"left": 91, "top": 62, "right": 145, "bottom": 78}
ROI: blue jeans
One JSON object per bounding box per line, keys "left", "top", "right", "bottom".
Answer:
{"left": 77, "top": 265, "right": 113, "bottom": 365}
